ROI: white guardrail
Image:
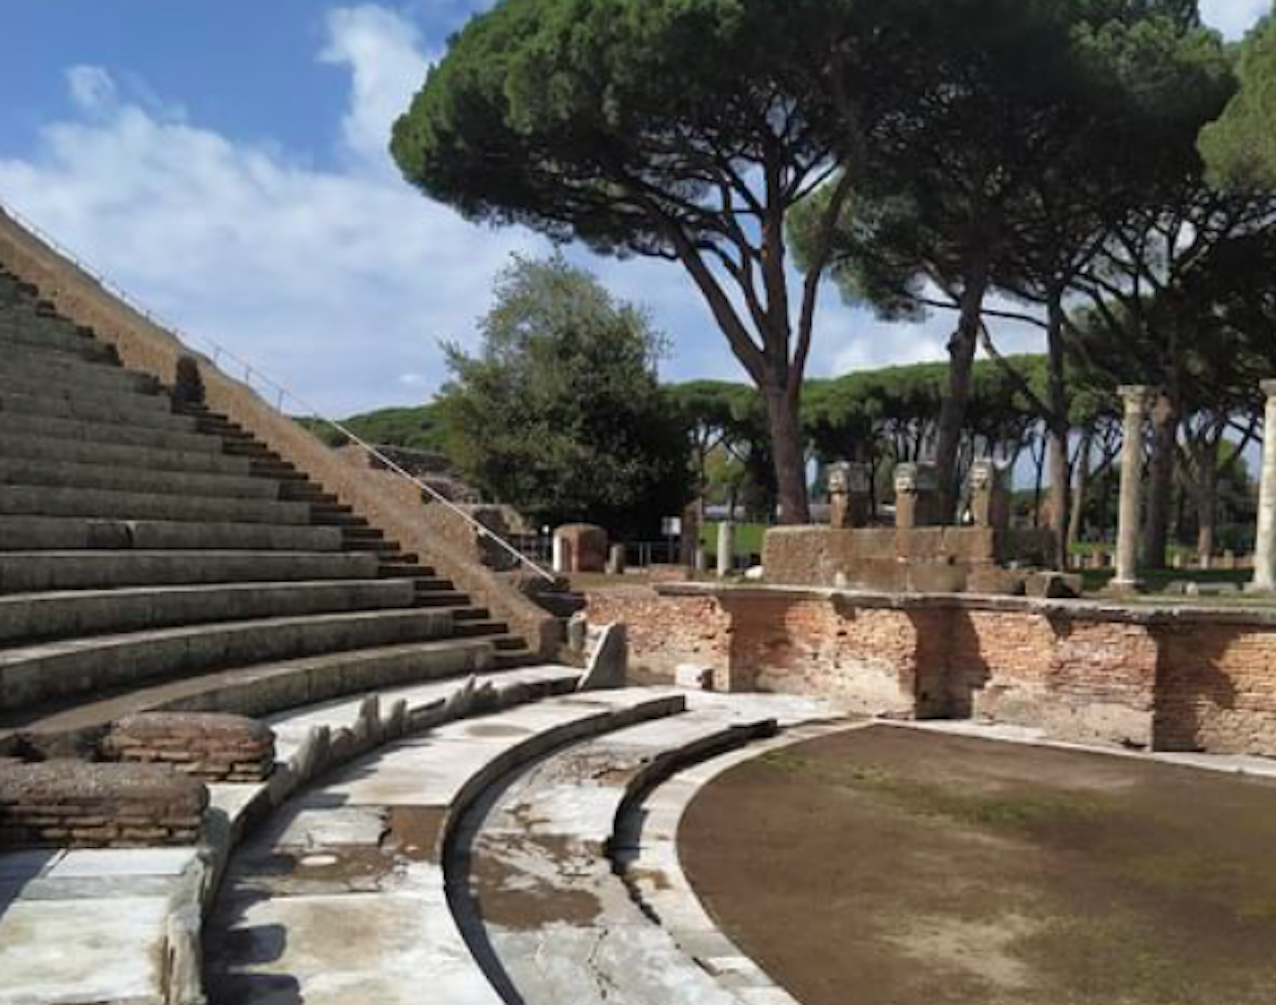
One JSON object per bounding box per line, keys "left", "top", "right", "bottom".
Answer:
{"left": 1, "top": 199, "right": 556, "bottom": 582}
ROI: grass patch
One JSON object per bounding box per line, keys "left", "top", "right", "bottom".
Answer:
{"left": 700, "top": 522, "right": 768, "bottom": 559}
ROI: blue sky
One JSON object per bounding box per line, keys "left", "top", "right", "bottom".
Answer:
{"left": 0, "top": 1, "right": 1268, "bottom": 416}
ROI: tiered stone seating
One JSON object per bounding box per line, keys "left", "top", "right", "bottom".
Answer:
{"left": 0, "top": 265, "right": 532, "bottom": 756}
{"left": 0, "top": 239, "right": 829, "bottom": 1005}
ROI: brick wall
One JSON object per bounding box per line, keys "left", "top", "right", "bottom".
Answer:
{"left": 586, "top": 583, "right": 1276, "bottom": 757}
{"left": 587, "top": 587, "right": 730, "bottom": 686}
{"left": 1155, "top": 623, "right": 1276, "bottom": 757}
{"left": 0, "top": 762, "right": 208, "bottom": 849}
{"left": 104, "top": 713, "right": 276, "bottom": 783}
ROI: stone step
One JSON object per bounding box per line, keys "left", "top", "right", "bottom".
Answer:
{"left": 0, "top": 433, "right": 251, "bottom": 478}
{"left": 1, "top": 337, "right": 126, "bottom": 371}
{"left": 465, "top": 708, "right": 781, "bottom": 1005}
{"left": 0, "top": 485, "right": 310, "bottom": 526}
{"left": 0, "top": 578, "right": 418, "bottom": 646}
{"left": 0, "top": 354, "right": 159, "bottom": 396}
{"left": 0, "top": 387, "right": 176, "bottom": 426}
{"left": 0, "top": 515, "right": 342, "bottom": 553}
{"left": 0, "top": 372, "right": 168, "bottom": 408}
{"left": 411, "top": 589, "right": 471, "bottom": 609}
{"left": 1, "top": 638, "right": 520, "bottom": 753}
{"left": 0, "top": 320, "right": 111, "bottom": 360}
{"left": 0, "top": 456, "right": 277, "bottom": 502}
{"left": 492, "top": 646, "right": 538, "bottom": 670}
{"left": 0, "top": 606, "right": 459, "bottom": 713}
{"left": 208, "top": 688, "right": 682, "bottom": 1005}
{"left": 0, "top": 274, "right": 39, "bottom": 301}
{"left": 0, "top": 549, "right": 380, "bottom": 594}
{"left": 340, "top": 536, "right": 401, "bottom": 555}
{"left": 0, "top": 410, "right": 219, "bottom": 455}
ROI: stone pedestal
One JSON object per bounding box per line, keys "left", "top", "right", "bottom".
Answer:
{"left": 717, "top": 522, "right": 736, "bottom": 579}
{"left": 1113, "top": 386, "right": 1154, "bottom": 592}
{"left": 553, "top": 525, "right": 609, "bottom": 574}
{"left": 969, "top": 459, "right": 1010, "bottom": 530}
{"left": 894, "top": 463, "right": 940, "bottom": 529}
{"left": 828, "top": 463, "right": 872, "bottom": 529}
{"left": 1252, "top": 380, "right": 1276, "bottom": 593}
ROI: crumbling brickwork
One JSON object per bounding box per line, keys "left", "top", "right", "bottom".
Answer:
{"left": 104, "top": 713, "right": 276, "bottom": 783}
{"left": 587, "top": 587, "right": 731, "bottom": 685}
{"left": 0, "top": 761, "right": 208, "bottom": 849}
{"left": 586, "top": 583, "right": 1276, "bottom": 756}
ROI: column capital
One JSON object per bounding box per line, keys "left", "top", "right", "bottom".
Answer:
{"left": 1260, "top": 378, "right": 1276, "bottom": 400}
{"left": 1118, "top": 385, "right": 1157, "bottom": 410}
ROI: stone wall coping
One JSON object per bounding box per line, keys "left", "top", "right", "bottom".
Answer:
{"left": 653, "top": 581, "right": 1276, "bottom": 629}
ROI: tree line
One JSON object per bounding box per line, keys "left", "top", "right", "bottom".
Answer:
{"left": 333, "top": 250, "right": 1255, "bottom": 566}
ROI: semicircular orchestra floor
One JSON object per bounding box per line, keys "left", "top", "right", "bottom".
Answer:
{"left": 679, "top": 726, "right": 1276, "bottom": 1005}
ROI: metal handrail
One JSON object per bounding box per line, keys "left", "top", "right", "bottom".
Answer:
{"left": 0, "top": 198, "right": 557, "bottom": 582}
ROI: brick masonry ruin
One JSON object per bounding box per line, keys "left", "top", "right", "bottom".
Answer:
{"left": 587, "top": 584, "right": 1276, "bottom": 756}
{"left": 104, "top": 713, "right": 276, "bottom": 784}
{"left": 0, "top": 761, "right": 208, "bottom": 849}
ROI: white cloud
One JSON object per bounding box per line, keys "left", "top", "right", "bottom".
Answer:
{"left": 0, "top": 10, "right": 540, "bottom": 416}
{"left": 1200, "top": 0, "right": 1269, "bottom": 40}
{"left": 66, "top": 66, "right": 117, "bottom": 114}
{"left": 320, "top": 6, "right": 432, "bottom": 170}
{"left": 0, "top": 3, "right": 1044, "bottom": 418}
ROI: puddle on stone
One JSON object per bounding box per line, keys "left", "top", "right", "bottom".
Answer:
{"left": 384, "top": 806, "right": 447, "bottom": 862}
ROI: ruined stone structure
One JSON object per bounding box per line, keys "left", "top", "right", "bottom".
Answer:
{"left": 553, "top": 524, "right": 609, "bottom": 574}
{"left": 588, "top": 583, "right": 1276, "bottom": 757}
{"left": 827, "top": 462, "right": 871, "bottom": 529}
{"left": 766, "top": 458, "right": 1061, "bottom": 596}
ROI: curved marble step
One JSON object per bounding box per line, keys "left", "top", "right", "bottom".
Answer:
{"left": 0, "top": 485, "right": 310, "bottom": 526}
{"left": 0, "top": 432, "right": 252, "bottom": 476}
{"left": 0, "top": 514, "right": 342, "bottom": 552}
{"left": 0, "top": 665, "right": 582, "bottom": 1005}
{"left": 0, "top": 578, "right": 418, "bottom": 646}
{"left": 206, "top": 687, "right": 685, "bottom": 1005}
{"left": 0, "top": 635, "right": 509, "bottom": 753}
{"left": 460, "top": 708, "right": 778, "bottom": 1005}
{"left": 0, "top": 410, "right": 218, "bottom": 454}
{"left": 0, "top": 606, "right": 456, "bottom": 713}
{"left": 0, "top": 549, "right": 379, "bottom": 594}
{"left": 0, "top": 457, "right": 276, "bottom": 502}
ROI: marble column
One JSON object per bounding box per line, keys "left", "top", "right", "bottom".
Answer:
{"left": 1113, "top": 386, "right": 1154, "bottom": 592}
{"left": 1251, "top": 380, "right": 1276, "bottom": 593}
{"left": 717, "top": 521, "right": 735, "bottom": 579}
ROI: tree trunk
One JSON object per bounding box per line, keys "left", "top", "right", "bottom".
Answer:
{"left": 1194, "top": 443, "right": 1221, "bottom": 570}
{"left": 764, "top": 382, "right": 810, "bottom": 525}
{"left": 1068, "top": 426, "right": 1094, "bottom": 552}
{"left": 1045, "top": 296, "right": 1071, "bottom": 570}
{"left": 1032, "top": 437, "right": 1046, "bottom": 527}
{"left": 1141, "top": 396, "right": 1179, "bottom": 570}
{"left": 934, "top": 269, "right": 988, "bottom": 520}
{"left": 1197, "top": 485, "right": 1217, "bottom": 570}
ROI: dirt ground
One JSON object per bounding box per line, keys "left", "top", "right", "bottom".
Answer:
{"left": 680, "top": 726, "right": 1276, "bottom": 1005}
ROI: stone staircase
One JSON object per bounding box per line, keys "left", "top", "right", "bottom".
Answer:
{"left": 0, "top": 263, "right": 533, "bottom": 757}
